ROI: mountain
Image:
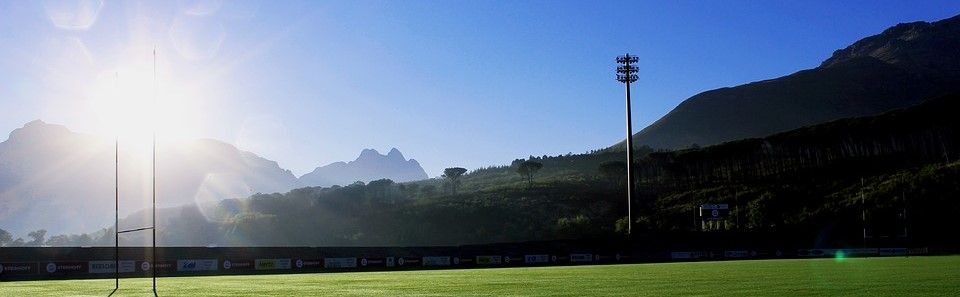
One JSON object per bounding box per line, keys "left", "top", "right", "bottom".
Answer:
{"left": 615, "top": 14, "right": 960, "bottom": 150}
{"left": 298, "top": 148, "right": 428, "bottom": 187}
{"left": 0, "top": 120, "right": 299, "bottom": 236}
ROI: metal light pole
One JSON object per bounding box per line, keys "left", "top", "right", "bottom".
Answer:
{"left": 616, "top": 53, "right": 638, "bottom": 235}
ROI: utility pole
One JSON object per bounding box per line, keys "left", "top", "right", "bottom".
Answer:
{"left": 616, "top": 53, "right": 639, "bottom": 235}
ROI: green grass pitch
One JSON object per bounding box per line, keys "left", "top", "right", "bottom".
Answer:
{"left": 2, "top": 256, "right": 959, "bottom": 296}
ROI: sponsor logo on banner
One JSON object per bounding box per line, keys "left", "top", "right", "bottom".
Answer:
{"left": 295, "top": 259, "right": 321, "bottom": 269}
{"left": 255, "top": 259, "right": 292, "bottom": 270}
{"left": 504, "top": 256, "right": 512, "bottom": 264}
{"left": 453, "top": 257, "right": 460, "bottom": 265}
{"left": 569, "top": 254, "right": 593, "bottom": 262}
{"left": 386, "top": 257, "right": 395, "bottom": 267}
{"left": 89, "top": 261, "right": 136, "bottom": 274}
{"left": 45, "top": 262, "right": 85, "bottom": 274}
{"left": 359, "top": 258, "right": 384, "bottom": 267}
{"left": 724, "top": 250, "right": 749, "bottom": 258}
{"left": 223, "top": 260, "right": 253, "bottom": 270}
{"left": 177, "top": 259, "right": 218, "bottom": 272}
{"left": 398, "top": 257, "right": 405, "bottom": 266}
{"left": 848, "top": 248, "right": 878, "bottom": 256}
{"left": 524, "top": 255, "right": 549, "bottom": 264}
{"left": 422, "top": 256, "right": 451, "bottom": 266}
{"left": 0, "top": 262, "right": 36, "bottom": 276}
{"left": 144, "top": 261, "right": 175, "bottom": 272}
{"left": 879, "top": 248, "right": 908, "bottom": 256}
{"left": 475, "top": 256, "right": 502, "bottom": 265}
{"left": 670, "top": 251, "right": 706, "bottom": 259}
{"left": 324, "top": 257, "right": 357, "bottom": 268}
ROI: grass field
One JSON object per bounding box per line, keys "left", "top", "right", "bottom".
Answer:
{"left": 2, "top": 256, "right": 959, "bottom": 296}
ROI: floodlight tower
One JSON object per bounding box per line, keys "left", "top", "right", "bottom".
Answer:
{"left": 616, "top": 53, "right": 638, "bottom": 235}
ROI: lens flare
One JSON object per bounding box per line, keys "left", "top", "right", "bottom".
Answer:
{"left": 43, "top": 0, "right": 103, "bottom": 30}
{"left": 834, "top": 250, "right": 846, "bottom": 262}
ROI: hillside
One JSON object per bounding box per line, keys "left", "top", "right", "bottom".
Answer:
{"left": 59, "top": 92, "right": 960, "bottom": 247}
{"left": 615, "top": 14, "right": 960, "bottom": 150}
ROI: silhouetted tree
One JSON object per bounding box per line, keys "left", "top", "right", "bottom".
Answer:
{"left": 0, "top": 228, "right": 11, "bottom": 247}
{"left": 74, "top": 234, "right": 92, "bottom": 246}
{"left": 27, "top": 229, "right": 46, "bottom": 247}
{"left": 367, "top": 179, "right": 395, "bottom": 202}
{"left": 557, "top": 214, "right": 591, "bottom": 238}
{"left": 599, "top": 161, "right": 627, "bottom": 188}
{"left": 443, "top": 167, "right": 467, "bottom": 194}
{"left": 399, "top": 183, "right": 420, "bottom": 199}
{"left": 516, "top": 161, "right": 543, "bottom": 187}
{"left": 46, "top": 234, "right": 70, "bottom": 246}
{"left": 420, "top": 185, "right": 437, "bottom": 197}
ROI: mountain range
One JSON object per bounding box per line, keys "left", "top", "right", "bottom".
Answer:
{"left": 299, "top": 148, "right": 428, "bottom": 187}
{"left": 0, "top": 120, "right": 427, "bottom": 236}
{"left": 3, "top": 14, "right": 959, "bottom": 240}
{"left": 615, "top": 14, "right": 960, "bottom": 150}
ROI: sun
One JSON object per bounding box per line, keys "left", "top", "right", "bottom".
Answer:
{"left": 86, "top": 60, "right": 203, "bottom": 143}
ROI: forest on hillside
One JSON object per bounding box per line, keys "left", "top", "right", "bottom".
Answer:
{"left": 3, "top": 93, "right": 958, "bottom": 248}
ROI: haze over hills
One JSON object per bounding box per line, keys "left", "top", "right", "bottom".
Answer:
{"left": 614, "top": 14, "right": 960, "bottom": 150}
{"left": 0, "top": 120, "right": 432, "bottom": 236}
{"left": 0, "top": 120, "right": 300, "bottom": 235}
{"left": 298, "top": 148, "right": 429, "bottom": 187}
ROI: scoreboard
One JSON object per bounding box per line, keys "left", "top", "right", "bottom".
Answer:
{"left": 699, "top": 204, "right": 729, "bottom": 221}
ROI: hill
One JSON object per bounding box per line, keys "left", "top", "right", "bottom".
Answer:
{"left": 63, "top": 93, "right": 960, "bottom": 247}
{"left": 615, "top": 14, "right": 960, "bottom": 150}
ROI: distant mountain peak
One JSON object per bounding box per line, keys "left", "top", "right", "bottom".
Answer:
{"left": 358, "top": 148, "right": 381, "bottom": 160}
{"left": 387, "top": 147, "right": 404, "bottom": 160}
{"left": 24, "top": 119, "right": 47, "bottom": 127}
{"left": 299, "top": 148, "right": 428, "bottom": 187}
{"left": 5, "top": 119, "right": 73, "bottom": 145}
{"left": 820, "top": 14, "right": 960, "bottom": 70}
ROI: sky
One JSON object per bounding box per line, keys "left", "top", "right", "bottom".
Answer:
{"left": 1, "top": 1, "right": 958, "bottom": 177}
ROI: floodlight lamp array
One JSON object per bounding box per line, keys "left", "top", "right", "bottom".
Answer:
{"left": 617, "top": 74, "right": 638, "bottom": 83}
{"left": 616, "top": 55, "right": 639, "bottom": 64}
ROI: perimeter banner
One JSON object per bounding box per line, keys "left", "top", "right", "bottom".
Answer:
{"left": 89, "top": 260, "right": 136, "bottom": 274}
{"left": 177, "top": 259, "right": 218, "bottom": 272}
{"left": 421, "top": 256, "right": 451, "bottom": 267}
{"left": 44, "top": 261, "right": 86, "bottom": 275}
{"left": 475, "top": 256, "right": 502, "bottom": 265}
{"left": 254, "top": 259, "right": 291, "bottom": 270}
{"left": 221, "top": 259, "right": 254, "bottom": 271}
{"left": 0, "top": 262, "right": 38, "bottom": 276}
{"left": 323, "top": 257, "right": 357, "bottom": 268}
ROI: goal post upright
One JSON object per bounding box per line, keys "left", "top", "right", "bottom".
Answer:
{"left": 112, "top": 48, "right": 159, "bottom": 297}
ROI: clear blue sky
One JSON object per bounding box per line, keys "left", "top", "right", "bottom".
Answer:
{"left": 1, "top": 1, "right": 958, "bottom": 176}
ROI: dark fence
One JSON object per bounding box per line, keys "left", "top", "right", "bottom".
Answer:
{"left": 1, "top": 235, "right": 954, "bottom": 281}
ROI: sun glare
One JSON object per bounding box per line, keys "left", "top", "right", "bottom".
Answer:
{"left": 86, "top": 60, "right": 203, "bottom": 144}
